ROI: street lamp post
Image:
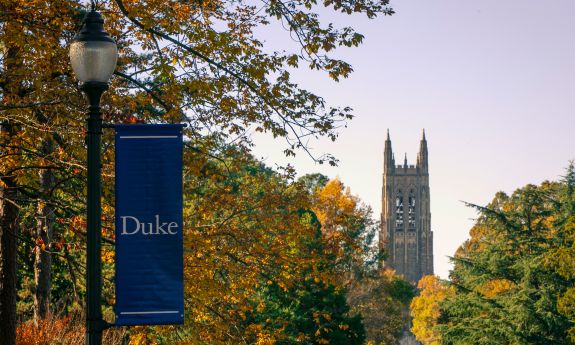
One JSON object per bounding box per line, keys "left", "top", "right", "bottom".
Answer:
{"left": 69, "top": 8, "right": 118, "bottom": 345}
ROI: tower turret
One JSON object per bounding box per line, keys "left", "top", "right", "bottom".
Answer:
{"left": 384, "top": 129, "right": 394, "bottom": 174}
{"left": 417, "top": 129, "right": 428, "bottom": 174}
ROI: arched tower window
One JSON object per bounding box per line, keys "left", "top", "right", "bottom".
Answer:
{"left": 395, "top": 190, "right": 404, "bottom": 229}
{"left": 408, "top": 189, "right": 416, "bottom": 229}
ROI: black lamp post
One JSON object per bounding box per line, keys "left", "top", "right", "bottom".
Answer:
{"left": 69, "top": 8, "right": 118, "bottom": 345}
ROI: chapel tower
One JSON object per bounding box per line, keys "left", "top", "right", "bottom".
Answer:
{"left": 380, "top": 130, "right": 434, "bottom": 283}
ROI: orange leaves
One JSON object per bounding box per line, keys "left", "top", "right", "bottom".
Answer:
{"left": 16, "top": 317, "right": 71, "bottom": 345}
{"left": 101, "top": 249, "right": 115, "bottom": 265}
{"left": 3, "top": 0, "right": 390, "bottom": 342}
{"left": 128, "top": 328, "right": 159, "bottom": 345}
{"left": 34, "top": 237, "right": 45, "bottom": 251}
{"left": 309, "top": 177, "right": 374, "bottom": 286}
{"left": 339, "top": 323, "right": 349, "bottom": 330}
{"left": 243, "top": 323, "right": 277, "bottom": 345}
{"left": 180, "top": 153, "right": 335, "bottom": 342}
{"left": 313, "top": 311, "right": 332, "bottom": 323}
{"left": 16, "top": 314, "right": 126, "bottom": 344}
{"left": 68, "top": 216, "right": 86, "bottom": 236}
{"left": 315, "top": 178, "right": 357, "bottom": 226}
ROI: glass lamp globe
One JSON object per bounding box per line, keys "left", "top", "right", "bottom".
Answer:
{"left": 70, "top": 10, "right": 118, "bottom": 83}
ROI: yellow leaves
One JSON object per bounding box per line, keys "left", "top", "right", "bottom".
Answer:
{"left": 182, "top": 158, "right": 363, "bottom": 344}
{"left": 57, "top": 147, "right": 65, "bottom": 160}
{"left": 314, "top": 178, "right": 359, "bottom": 230}
{"left": 244, "top": 323, "right": 279, "bottom": 345}
{"left": 219, "top": 97, "right": 237, "bottom": 113}
{"left": 557, "top": 288, "right": 575, "bottom": 342}
{"left": 101, "top": 249, "right": 115, "bottom": 264}
{"left": 129, "top": 330, "right": 157, "bottom": 345}
{"left": 254, "top": 330, "right": 276, "bottom": 345}
{"left": 1, "top": 0, "right": 382, "bottom": 341}
{"left": 287, "top": 54, "right": 299, "bottom": 67}
{"left": 410, "top": 275, "right": 455, "bottom": 345}
{"left": 308, "top": 177, "right": 371, "bottom": 286}
{"left": 544, "top": 217, "right": 575, "bottom": 280}
{"left": 477, "top": 279, "right": 515, "bottom": 298}
{"left": 193, "top": 310, "right": 211, "bottom": 323}
{"left": 181, "top": 157, "right": 326, "bottom": 342}
{"left": 238, "top": 310, "right": 247, "bottom": 320}
{"left": 277, "top": 281, "right": 288, "bottom": 292}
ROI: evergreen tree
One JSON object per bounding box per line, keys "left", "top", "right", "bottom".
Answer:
{"left": 431, "top": 173, "right": 575, "bottom": 344}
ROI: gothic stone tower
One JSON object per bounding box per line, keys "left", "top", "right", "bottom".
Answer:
{"left": 380, "top": 130, "right": 433, "bottom": 283}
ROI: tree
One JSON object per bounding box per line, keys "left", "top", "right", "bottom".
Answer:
{"left": 310, "top": 178, "right": 412, "bottom": 344}
{"left": 1, "top": 2, "right": 87, "bottom": 335}
{"left": 544, "top": 162, "right": 575, "bottom": 342}
{"left": 410, "top": 275, "right": 454, "bottom": 345}
{"left": 242, "top": 175, "right": 383, "bottom": 344}
{"left": 216, "top": 173, "right": 412, "bottom": 345}
{"left": 0, "top": 123, "right": 19, "bottom": 344}
{"left": 312, "top": 178, "right": 379, "bottom": 285}
{"left": 1, "top": 0, "right": 394, "bottom": 342}
{"left": 140, "top": 149, "right": 361, "bottom": 343}
{"left": 299, "top": 173, "right": 330, "bottom": 194}
{"left": 348, "top": 269, "right": 415, "bottom": 345}
{"left": 246, "top": 279, "right": 366, "bottom": 345}
{"left": 434, "top": 175, "right": 575, "bottom": 345}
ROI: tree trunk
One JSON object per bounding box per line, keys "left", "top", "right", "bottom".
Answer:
{"left": 33, "top": 138, "right": 56, "bottom": 322}
{"left": 1, "top": 10, "right": 22, "bottom": 343}
{"left": 0, "top": 123, "right": 19, "bottom": 345}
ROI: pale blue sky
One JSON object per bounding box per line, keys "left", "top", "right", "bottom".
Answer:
{"left": 253, "top": 0, "right": 575, "bottom": 278}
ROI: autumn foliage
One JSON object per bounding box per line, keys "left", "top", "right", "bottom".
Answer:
{"left": 410, "top": 164, "right": 575, "bottom": 345}
{"left": 410, "top": 275, "right": 454, "bottom": 345}
{"left": 0, "top": 0, "right": 412, "bottom": 342}
{"left": 16, "top": 314, "right": 125, "bottom": 345}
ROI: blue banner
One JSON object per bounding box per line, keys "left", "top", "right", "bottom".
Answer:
{"left": 114, "top": 124, "right": 184, "bottom": 326}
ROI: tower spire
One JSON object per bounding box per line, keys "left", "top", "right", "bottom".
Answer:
{"left": 417, "top": 129, "right": 428, "bottom": 174}
{"left": 384, "top": 129, "right": 394, "bottom": 173}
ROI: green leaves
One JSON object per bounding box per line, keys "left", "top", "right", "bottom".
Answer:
{"left": 2, "top": 0, "right": 394, "bottom": 342}
{"left": 422, "top": 169, "right": 575, "bottom": 345}
{"left": 245, "top": 279, "right": 366, "bottom": 344}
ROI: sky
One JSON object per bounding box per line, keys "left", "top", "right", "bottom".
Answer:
{"left": 252, "top": 0, "right": 575, "bottom": 279}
